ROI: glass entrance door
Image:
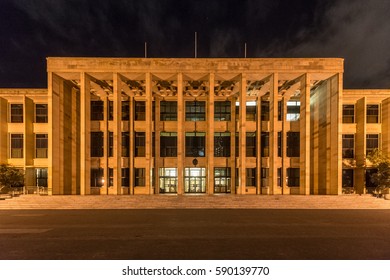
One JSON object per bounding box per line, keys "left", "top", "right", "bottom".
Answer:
{"left": 184, "top": 168, "right": 206, "bottom": 193}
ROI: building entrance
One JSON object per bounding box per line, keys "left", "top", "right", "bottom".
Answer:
{"left": 184, "top": 168, "right": 206, "bottom": 193}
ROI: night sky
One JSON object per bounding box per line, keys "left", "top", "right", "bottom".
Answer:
{"left": 0, "top": 0, "right": 389, "bottom": 89}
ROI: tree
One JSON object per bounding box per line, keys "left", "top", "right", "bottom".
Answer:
{"left": 0, "top": 164, "right": 25, "bottom": 194}
{"left": 366, "top": 149, "right": 390, "bottom": 195}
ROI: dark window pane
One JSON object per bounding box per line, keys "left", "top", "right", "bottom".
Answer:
{"left": 134, "top": 168, "right": 146, "bottom": 186}
{"left": 35, "top": 134, "right": 48, "bottom": 158}
{"left": 91, "top": 101, "right": 104, "bottom": 120}
{"left": 122, "top": 132, "right": 129, "bottom": 157}
{"left": 214, "top": 132, "right": 230, "bottom": 157}
{"left": 342, "top": 105, "right": 354, "bottom": 123}
{"left": 10, "top": 104, "right": 23, "bottom": 123}
{"left": 185, "top": 101, "right": 206, "bottom": 121}
{"left": 185, "top": 132, "right": 206, "bottom": 157}
{"left": 342, "top": 134, "right": 354, "bottom": 158}
{"left": 135, "top": 132, "right": 145, "bottom": 157}
{"left": 287, "top": 132, "right": 300, "bottom": 157}
{"left": 287, "top": 168, "right": 300, "bottom": 187}
{"left": 11, "top": 134, "right": 23, "bottom": 158}
{"left": 214, "top": 101, "right": 231, "bottom": 121}
{"left": 160, "top": 132, "right": 177, "bottom": 157}
{"left": 35, "top": 104, "right": 48, "bottom": 123}
{"left": 90, "top": 132, "right": 104, "bottom": 157}
{"left": 160, "top": 101, "right": 177, "bottom": 121}
{"left": 246, "top": 132, "right": 256, "bottom": 157}
{"left": 367, "top": 105, "right": 379, "bottom": 123}
{"left": 135, "top": 101, "right": 146, "bottom": 120}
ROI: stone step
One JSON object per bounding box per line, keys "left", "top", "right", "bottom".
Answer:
{"left": 0, "top": 194, "right": 389, "bottom": 209}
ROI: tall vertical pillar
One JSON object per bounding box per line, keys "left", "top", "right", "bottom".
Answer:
{"left": 145, "top": 72, "right": 153, "bottom": 194}
{"left": 300, "top": 74, "right": 310, "bottom": 195}
{"left": 269, "top": 73, "right": 278, "bottom": 194}
{"left": 155, "top": 95, "right": 161, "bottom": 194}
{"left": 103, "top": 94, "right": 109, "bottom": 194}
{"left": 0, "top": 97, "right": 7, "bottom": 164}
{"left": 129, "top": 94, "right": 135, "bottom": 194}
{"left": 356, "top": 97, "right": 366, "bottom": 194}
{"left": 238, "top": 74, "right": 247, "bottom": 194}
{"left": 113, "top": 73, "right": 122, "bottom": 195}
{"left": 177, "top": 73, "right": 184, "bottom": 195}
{"left": 80, "top": 72, "right": 91, "bottom": 195}
{"left": 256, "top": 95, "right": 262, "bottom": 194}
{"left": 382, "top": 97, "right": 390, "bottom": 155}
{"left": 207, "top": 73, "right": 215, "bottom": 195}
{"left": 230, "top": 97, "right": 236, "bottom": 194}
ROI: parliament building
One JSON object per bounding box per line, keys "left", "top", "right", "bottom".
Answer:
{"left": 1, "top": 57, "right": 389, "bottom": 195}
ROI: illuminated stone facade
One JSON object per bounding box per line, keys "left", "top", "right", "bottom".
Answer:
{"left": 0, "top": 57, "right": 388, "bottom": 195}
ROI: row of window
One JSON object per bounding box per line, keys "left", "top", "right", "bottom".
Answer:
{"left": 9, "top": 134, "right": 48, "bottom": 158}
{"left": 342, "top": 104, "right": 380, "bottom": 123}
{"left": 90, "top": 100, "right": 301, "bottom": 122}
{"left": 90, "top": 131, "right": 300, "bottom": 158}
{"left": 342, "top": 134, "right": 379, "bottom": 158}
{"left": 90, "top": 167, "right": 301, "bottom": 190}
{"left": 8, "top": 104, "right": 48, "bottom": 123}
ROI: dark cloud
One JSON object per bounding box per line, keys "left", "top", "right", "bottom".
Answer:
{"left": 0, "top": 0, "right": 389, "bottom": 88}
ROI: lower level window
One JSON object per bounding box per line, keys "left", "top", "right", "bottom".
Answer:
{"left": 246, "top": 168, "right": 256, "bottom": 187}
{"left": 342, "top": 169, "right": 354, "bottom": 188}
{"left": 134, "top": 168, "right": 146, "bottom": 186}
{"left": 287, "top": 168, "right": 300, "bottom": 187}
{"left": 91, "top": 168, "right": 104, "bottom": 187}
{"left": 214, "top": 168, "right": 231, "bottom": 193}
{"left": 122, "top": 168, "right": 130, "bottom": 187}
{"left": 10, "top": 134, "right": 23, "bottom": 158}
{"left": 159, "top": 168, "right": 177, "bottom": 193}
{"left": 35, "top": 168, "right": 48, "bottom": 187}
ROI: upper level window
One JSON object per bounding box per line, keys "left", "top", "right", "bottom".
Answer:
{"left": 261, "top": 101, "right": 269, "bottom": 121}
{"left": 246, "top": 101, "right": 257, "bottom": 121}
{"left": 122, "top": 101, "right": 130, "bottom": 121}
{"left": 10, "top": 104, "right": 23, "bottom": 123}
{"left": 108, "top": 101, "right": 113, "bottom": 121}
{"left": 91, "top": 101, "right": 104, "bottom": 121}
{"left": 246, "top": 132, "right": 256, "bottom": 157}
{"left": 135, "top": 132, "right": 145, "bottom": 157}
{"left": 10, "top": 134, "right": 23, "bottom": 158}
{"left": 261, "top": 132, "right": 269, "bottom": 157}
{"left": 366, "top": 134, "right": 379, "bottom": 155}
{"left": 214, "top": 101, "right": 231, "bottom": 121}
{"left": 90, "top": 131, "right": 104, "bottom": 157}
{"left": 160, "top": 132, "right": 177, "bottom": 157}
{"left": 278, "top": 100, "right": 283, "bottom": 121}
{"left": 185, "top": 132, "right": 206, "bottom": 157}
{"left": 135, "top": 101, "right": 145, "bottom": 121}
{"left": 160, "top": 101, "right": 177, "bottom": 121}
{"left": 342, "top": 105, "right": 354, "bottom": 123}
{"left": 367, "top": 104, "right": 379, "bottom": 123}
{"left": 287, "top": 132, "right": 300, "bottom": 157}
{"left": 35, "top": 104, "right": 48, "bottom": 123}
{"left": 186, "top": 101, "right": 206, "bottom": 121}
{"left": 286, "top": 101, "right": 300, "bottom": 121}
{"left": 35, "top": 134, "right": 48, "bottom": 158}
{"left": 214, "top": 132, "right": 230, "bottom": 157}
{"left": 122, "top": 132, "right": 130, "bottom": 157}
{"left": 342, "top": 134, "right": 354, "bottom": 159}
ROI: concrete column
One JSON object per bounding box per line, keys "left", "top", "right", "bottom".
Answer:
{"left": 155, "top": 95, "right": 161, "bottom": 194}
{"left": 103, "top": 94, "right": 109, "bottom": 194}
{"left": 382, "top": 97, "right": 390, "bottom": 155}
{"left": 256, "top": 95, "right": 261, "bottom": 194}
{"left": 71, "top": 87, "right": 80, "bottom": 195}
{"left": 23, "top": 97, "right": 34, "bottom": 167}
{"left": 80, "top": 72, "right": 91, "bottom": 195}
{"left": 113, "top": 73, "right": 122, "bottom": 195}
{"left": 207, "top": 73, "right": 215, "bottom": 195}
{"left": 145, "top": 72, "right": 153, "bottom": 194}
{"left": 48, "top": 73, "right": 61, "bottom": 195}
{"left": 356, "top": 97, "right": 366, "bottom": 194}
{"left": 230, "top": 97, "right": 236, "bottom": 195}
{"left": 129, "top": 95, "right": 134, "bottom": 194}
{"left": 177, "top": 73, "right": 184, "bottom": 195}
{"left": 281, "top": 96, "right": 288, "bottom": 194}
{"left": 269, "top": 73, "right": 278, "bottom": 195}
{"left": 238, "top": 74, "right": 247, "bottom": 194}
{"left": 299, "top": 74, "right": 310, "bottom": 195}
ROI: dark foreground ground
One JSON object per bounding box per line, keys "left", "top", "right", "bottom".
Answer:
{"left": 0, "top": 209, "right": 389, "bottom": 260}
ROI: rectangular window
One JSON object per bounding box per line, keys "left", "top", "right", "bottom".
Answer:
{"left": 342, "top": 169, "right": 354, "bottom": 188}
{"left": 122, "top": 100, "right": 130, "bottom": 121}
{"left": 278, "top": 131, "right": 282, "bottom": 157}
{"left": 287, "top": 132, "right": 300, "bottom": 157}
{"left": 366, "top": 134, "right": 379, "bottom": 155}
{"left": 246, "top": 102, "right": 257, "bottom": 121}
{"left": 277, "top": 168, "right": 282, "bottom": 187}
{"left": 214, "top": 168, "right": 231, "bottom": 193}
{"left": 121, "top": 168, "right": 130, "bottom": 187}
{"left": 287, "top": 168, "right": 300, "bottom": 187}
{"left": 90, "top": 132, "right": 104, "bottom": 157}
{"left": 261, "top": 132, "right": 269, "bottom": 157}
{"left": 160, "top": 101, "right": 177, "bottom": 121}
{"left": 108, "top": 168, "right": 113, "bottom": 186}
{"left": 160, "top": 132, "right": 177, "bottom": 157}
{"left": 108, "top": 132, "right": 113, "bottom": 157}
{"left": 214, "top": 132, "right": 230, "bottom": 157}
{"left": 185, "top": 101, "right": 206, "bottom": 121}
{"left": 342, "top": 134, "right": 354, "bottom": 158}
{"left": 35, "top": 168, "right": 48, "bottom": 187}
{"left": 159, "top": 168, "right": 177, "bottom": 193}
{"left": 10, "top": 104, "right": 23, "bottom": 123}
{"left": 342, "top": 105, "right": 355, "bottom": 123}
{"left": 246, "top": 132, "right": 256, "bottom": 157}
{"left": 246, "top": 168, "right": 256, "bottom": 187}
{"left": 261, "top": 168, "right": 269, "bottom": 187}
{"left": 286, "top": 101, "right": 300, "bottom": 121}
{"left": 278, "top": 100, "right": 283, "bottom": 121}
{"left": 367, "top": 104, "right": 379, "bottom": 123}
{"left": 135, "top": 101, "right": 146, "bottom": 120}
{"left": 134, "top": 168, "right": 146, "bottom": 186}
{"left": 214, "top": 101, "right": 231, "bottom": 121}
{"left": 235, "top": 133, "right": 239, "bottom": 157}
{"left": 261, "top": 101, "right": 269, "bottom": 121}
{"left": 35, "top": 134, "right": 48, "bottom": 158}
{"left": 10, "top": 134, "right": 23, "bottom": 158}
{"left": 108, "top": 101, "right": 113, "bottom": 121}
{"left": 122, "top": 132, "right": 130, "bottom": 157}
{"left": 91, "top": 101, "right": 104, "bottom": 121}
{"left": 35, "top": 104, "right": 48, "bottom": 123}
{"left": 185, "top": 132, "right": 206, "bottom": 157}
{"left": 90, "top": 168, "right": 104, "bottom": 187}
{"left": 135, "top": 132, "right": 146, "bottom": 157}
